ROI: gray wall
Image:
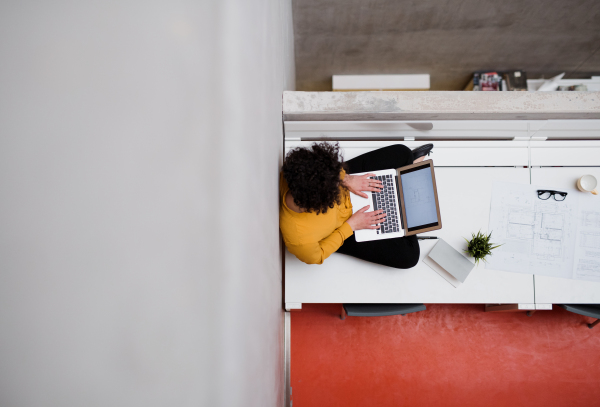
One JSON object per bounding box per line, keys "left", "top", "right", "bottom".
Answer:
{"left": 293, "top": 0, "right": 600, "bottom": 90}
{"left": 0, "top": 1, "right": 294, "bottom": 406}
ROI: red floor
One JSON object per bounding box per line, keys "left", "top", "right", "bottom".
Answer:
{"left": 291, "top": 304, "right": 600, "bottom": 407}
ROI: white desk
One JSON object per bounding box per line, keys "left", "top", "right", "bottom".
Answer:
{"left": 283, "top": 102, "right": 600, "bottom": 310}
{"left": 531, "top": 167, "right": 600, "bottom": 305}
{"left": 285, "top": 167, "right": 535, "bottom": 309}
{"left": 284, "top": 122, "right": 600, "bottom": 311}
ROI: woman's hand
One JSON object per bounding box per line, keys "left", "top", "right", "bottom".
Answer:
{"left": 346, "top": 206, "right": 386, "bottom": 231}
{"left": 343, "top": 173, "right": 383, "bottom": 198}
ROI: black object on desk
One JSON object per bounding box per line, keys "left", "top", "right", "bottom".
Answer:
{"left": 417, "top": 236, "right": 438, "bottom": 240}
{"left": 341, "top": 304, "right": 426, "bottom": 320}
{"left": 537, "top": 190, "right": 567, "bottom": 201}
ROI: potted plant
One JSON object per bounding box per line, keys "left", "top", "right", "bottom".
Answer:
{"left": 464, "top": 231, "right": 502, "bottom": 265}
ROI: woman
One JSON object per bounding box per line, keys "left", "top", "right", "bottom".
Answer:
{"left": 279, "top": 142, "right": 433, "bottom": 268}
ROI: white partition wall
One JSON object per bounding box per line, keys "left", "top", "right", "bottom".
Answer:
{"left": 0, "top": 1, "right": 294, "bottom": 407}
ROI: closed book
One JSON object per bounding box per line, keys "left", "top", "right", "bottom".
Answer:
{"left": 423, "top": 239, "right": 475, "bottom": 287}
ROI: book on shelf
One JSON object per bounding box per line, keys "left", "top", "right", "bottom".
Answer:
{"left": 503, "top": 71, "right": 528, "bottom": 91}
{"left": 466, "top": 70, "right": 527, "bottom": 91}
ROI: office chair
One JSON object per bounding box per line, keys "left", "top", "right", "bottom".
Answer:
{"left": 341, "top": 303, "right": 426, "bottom": 320}
{"left": 558, "top": 304, "right": 600, "bottom": 329}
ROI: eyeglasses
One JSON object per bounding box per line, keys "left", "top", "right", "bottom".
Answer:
{"left": 537, "top": 190, "right": 568, "bottom": 201}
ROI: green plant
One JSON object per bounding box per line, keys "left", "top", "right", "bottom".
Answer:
{"left": 464, "top": 231, "right": 502, "bottom": 265}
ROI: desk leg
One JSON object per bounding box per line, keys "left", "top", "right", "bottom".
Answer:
{"left": 527, "top": 303, "right": 553, "bottom": 316}
{"left": 485, "top": 304, "right": 536, "bottom": 313}
{"left": 341, "top": 305, "right": 347, "bottom": 320}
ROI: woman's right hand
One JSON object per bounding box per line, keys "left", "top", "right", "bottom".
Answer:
{"left": 346, "top": 205, "right": 386, "bottom": 231}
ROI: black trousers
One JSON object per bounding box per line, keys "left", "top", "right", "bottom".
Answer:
{"left": 337, "top": 144, "right": 420, "bottom": 269}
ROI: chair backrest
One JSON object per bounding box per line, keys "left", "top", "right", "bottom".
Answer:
{"left": 343, "top": 303, "right": 426, "bottom": 317}
{"left": 559, "top": 304, "right": 600, "bottom": 319}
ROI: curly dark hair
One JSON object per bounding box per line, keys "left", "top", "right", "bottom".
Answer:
{"left": 282, "top": 142, "right": 345, "bottom": 214}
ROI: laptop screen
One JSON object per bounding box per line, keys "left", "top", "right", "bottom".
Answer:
{"left": 399, "top": 164, "right": 439, "bottom": 231}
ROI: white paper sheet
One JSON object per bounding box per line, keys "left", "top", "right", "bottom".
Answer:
{"left": 573, "top": 196, "right": 600, "bottom": 282}
{"left": 485, "top": 181, "right": 582, "bottom": 279}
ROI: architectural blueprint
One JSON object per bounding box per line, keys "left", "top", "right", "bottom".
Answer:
{"left": 486, "top": 181, "right": 600, "bottom": 282}
{"left": 573, "top": 198, "right": 600, "bottom": 281}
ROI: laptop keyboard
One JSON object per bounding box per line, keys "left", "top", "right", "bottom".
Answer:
{"left": 371, "top": 174, "right": 400, "bottom": 234}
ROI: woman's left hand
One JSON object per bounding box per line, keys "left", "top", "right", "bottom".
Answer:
{"left": 343, "top": 173, "right": 383, "bottom": 198}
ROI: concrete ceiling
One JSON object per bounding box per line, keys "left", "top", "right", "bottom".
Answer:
{"left": 293, "top": 0, "right": 600, "bottom": 90}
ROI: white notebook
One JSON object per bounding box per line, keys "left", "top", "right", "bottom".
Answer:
{"left": 423, "top": 239, "right": 475, "bottom": 288}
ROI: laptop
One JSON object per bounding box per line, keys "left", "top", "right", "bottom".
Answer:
{"left": 349, "top": 160, "right": 442, "bottom": 242}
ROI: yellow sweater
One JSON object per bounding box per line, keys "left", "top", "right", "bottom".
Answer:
{"left": 279, "top": 172, "right": 354, "bottom": 264}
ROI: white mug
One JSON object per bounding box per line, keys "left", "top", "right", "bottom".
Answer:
{"left": 577, "top": 174, "right": 598, "bottom": 195}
